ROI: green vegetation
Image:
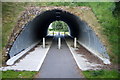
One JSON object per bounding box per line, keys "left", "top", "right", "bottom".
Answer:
{"left": 2, "top": 3, "right": 27, "bottom": 49}
{"left": 51, "top": 21, "right": 69, "bottom": 32}
{"left": 87, "top": 3, "right": 119, "bottom": 63}
{"left": 83, "top": 69, "right": 119, "bottom": 79}
{"left": 2, "top": 70, "right": 37, "bottom": 78}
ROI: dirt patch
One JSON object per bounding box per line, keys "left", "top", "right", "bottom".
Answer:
{"left": 76, "top": 45, "right": 103, "bottom": 64}
{"left": 75, "top": 44, "right": 117, "bottom": 70}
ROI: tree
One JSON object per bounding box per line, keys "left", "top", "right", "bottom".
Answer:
{"left": 113, "top": 2, "right": 120, "bottom": 17}
{"left": 52, "top": 21, "right": 69, "bottom": 32}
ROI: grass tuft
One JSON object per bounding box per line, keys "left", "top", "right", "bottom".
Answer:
{"left": 2, "top": 70, "right": 37, "bottom": 78}
{"left": 83, "top": 69, "right": 119, "bottom": 79}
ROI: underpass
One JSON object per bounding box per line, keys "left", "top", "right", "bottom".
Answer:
{"left": 1, "top": 7, "right": 111, "bottom": 78}
{"left": 7, "top": 8, "right": 109, "bottom": 64}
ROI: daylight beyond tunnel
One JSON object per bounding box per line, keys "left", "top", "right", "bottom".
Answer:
{"left": 9, "top": 9, "right": 109, "bottom": 60}
{"left": 33, "top": 9, "right": 80, "bottom": 39}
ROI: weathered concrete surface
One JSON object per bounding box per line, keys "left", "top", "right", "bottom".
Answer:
{"left": 65, "top": 36, "right": 109, "bottom": 71}
{"left": 1, "top": 36, "right": 53, "bottom": 71}
{"left": 38, "top": 36, "right": 82, "bottom": 78}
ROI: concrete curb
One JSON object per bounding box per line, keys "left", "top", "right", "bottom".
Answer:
{"left": 36, "top": 38, "right": 53, "bottom": 71}
{"left": 78, "top": 41, "right": 111, "bottom": 64}
{"left": 65, "top": 38, "right": 82, "bottom": 71}
{"left": 6, "top": 41, "right": 40, "bottom": 66}
{"left": 1, "top": 37, "right": 53, "bottom": 71}
{"left": 65, "top": 37, "right": 110, "bottom": 71}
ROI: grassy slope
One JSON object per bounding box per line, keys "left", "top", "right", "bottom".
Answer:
{"left": 88, "top": 2, "right": 119, "bottom": 63}
{"left": 0, "top": 2, "right": 1, "bottom": 51}
{"left": 83, "top": 69, "right": 119, "bottom": 79}
{"left": 2, "top": 2, "right": 28, "bottom": 49}
{"left": 83, "top": 3, "right": 119, "bottom": 78}
{"left": 2, "top": 70, "right": 37, "bottom": 78}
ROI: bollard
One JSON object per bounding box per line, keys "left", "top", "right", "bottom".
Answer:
{"left": 74, "top": 37, "right": 77, "bottom": 48}
{"left": 58, "top": 37, "right": 61, "bottom": 49}
{"left": 43, "top": 37, "right": 45, "bottom": 48}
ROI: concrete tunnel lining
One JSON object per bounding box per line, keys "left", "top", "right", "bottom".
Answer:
{"left": 8, "top": 9, "right": 109, "bottom": 62}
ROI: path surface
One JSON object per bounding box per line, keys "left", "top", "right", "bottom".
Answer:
{"left": 38, "top": 36, "right": 82, "bottom": 78}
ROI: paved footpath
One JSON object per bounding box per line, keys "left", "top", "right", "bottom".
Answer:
{"left": 38, "top": 36, "right": 82, "bottom": 78}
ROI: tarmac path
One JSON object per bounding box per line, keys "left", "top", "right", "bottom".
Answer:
{"left": 38, "top": 35, "right": 82, "bottom": 78}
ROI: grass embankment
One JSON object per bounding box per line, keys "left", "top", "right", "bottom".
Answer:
{"left": 2, "top": 3, "right": 28, "bottom": 49}
{"left": 77, "top": 3, "right": 119, "bottom": 79}
{"left": 2, "top": 3, "right": 37, "bottom": 79}
{"left": 88, "top": 2, "right": 119, "bottom": 64}
{"left": 83, "top": 69, "right": 119, "bottom": 79}
{"left": 0, "top": 2, "right": 2, "bottom": 68}
{"left": 2, "top": 70, "right": 37, "bottom": 79}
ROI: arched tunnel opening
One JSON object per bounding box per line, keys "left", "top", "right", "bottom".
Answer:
{"left": 47, "top": 21, "right": 70, "bottom": 36}
{"left": 8, "top": 9, "right": 110, "bottom": 63}
{"left": 33, "top": 9, "right": 80, "bottom": 39}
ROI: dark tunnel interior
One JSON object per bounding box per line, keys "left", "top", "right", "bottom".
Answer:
{"left": 32, "top": 9, "right": 81, "bottom": 39}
